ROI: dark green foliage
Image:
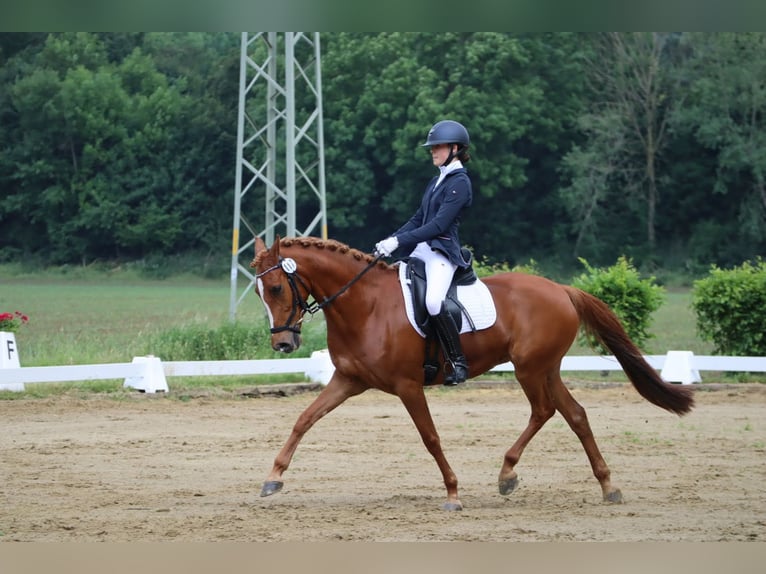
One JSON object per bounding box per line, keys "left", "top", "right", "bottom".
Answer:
{"left": 1, "top": 32, "right": 765, "bottom": 276}
{"left": 691, "top": 260, "right": 766, "bottom": 356}
{"left": 0, "top": 32, "right": 237, "bottom": 264}
{"left": 572, "top": 256, "right": 665, "bottom": 352}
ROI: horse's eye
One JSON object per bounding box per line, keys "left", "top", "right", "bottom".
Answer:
{"left": 270, "top": 284, "right": 283, "bottom": 296}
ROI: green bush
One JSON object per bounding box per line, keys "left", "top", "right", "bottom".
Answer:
{"left": 473, "top": 254, "right": 541, "bottom": 278}
{"left": 572, "top": 256, "right": 665, "bottom": 352}
{"left": 691, "top": 260, "right": 766, "bottom": 356}
{"left": 147, "top": 317, "right": 329, "bottom": 361}
{"left": 148, "top": 322, "right": 273, "bottom": 361}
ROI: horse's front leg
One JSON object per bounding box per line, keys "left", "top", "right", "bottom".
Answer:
{"left": 397, "top": 384, "right": 462, "bottom": 511}
{"left": 261, "top": 373, "right": 365, "bottom": 497}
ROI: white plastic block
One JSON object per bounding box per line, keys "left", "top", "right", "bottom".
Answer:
{"left": 660, "top": 350, "right": 701, "bottom": 385}
{"left": 305, "top": 349, "right": 334, "bottom": 385}
{"left": 123, "top": 355, "right": 169, "bottom": 393}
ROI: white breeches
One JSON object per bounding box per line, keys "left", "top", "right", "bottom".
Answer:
{"left": 410, "top": 242, "right": 458, "bottom": 316}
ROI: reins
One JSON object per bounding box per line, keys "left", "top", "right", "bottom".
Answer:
{"left": 311, "top": 253, "right": 383, "bottom": 312}
{"left": 256, "top": 253, "right": 383, "bottom": 334}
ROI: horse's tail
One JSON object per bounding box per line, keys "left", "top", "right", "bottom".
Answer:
{"left": 564, "top": 286, "right": 695, "bottom": 416}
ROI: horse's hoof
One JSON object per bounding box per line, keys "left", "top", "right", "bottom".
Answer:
{"left": 260, "top": 480, "right": 284, "bottom": 497}
{"left": 604, "top": 489, "right": 623, "bottom": 504}
{"left": 442, "top": 501, "right": 463, "bottom": 511}
{"left": 498, "top": 476, "right": 519, "bottom": 496}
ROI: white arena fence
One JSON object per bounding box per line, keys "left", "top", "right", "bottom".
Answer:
{"left": 1, "top": 348, "right": 765, "bottom": 393}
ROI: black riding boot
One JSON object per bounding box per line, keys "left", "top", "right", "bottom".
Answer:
{"left": 431, "top": 304, "right": 469, "bottom": 385}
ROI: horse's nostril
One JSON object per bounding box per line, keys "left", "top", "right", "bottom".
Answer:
{"left": 275, "top": 342, "right": 294, "bottom": 353}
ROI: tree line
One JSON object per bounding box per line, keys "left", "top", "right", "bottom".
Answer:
{"left": 1, "top": 32, "right": 764, "bottom": 276}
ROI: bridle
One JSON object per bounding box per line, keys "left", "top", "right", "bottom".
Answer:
{"left": 255, "top": 253, "right": 383, "bottom": 335}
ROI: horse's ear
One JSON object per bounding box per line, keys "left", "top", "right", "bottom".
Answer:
{"left": 251, "top": 235, "right": 269, "bottom": 269}
{"left": 270, "top": 234, "right": 282, "bottom": 257}
{"left": 254, "top": 235, "right": 267, "bottom": 256}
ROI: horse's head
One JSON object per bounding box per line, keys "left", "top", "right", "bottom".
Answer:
{"left": 250, "top": 235, "right": 307, "bottom": 353}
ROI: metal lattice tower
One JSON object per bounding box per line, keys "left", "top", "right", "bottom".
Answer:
{"left": 229, "top": 32, "right": 327, "bottom": 321}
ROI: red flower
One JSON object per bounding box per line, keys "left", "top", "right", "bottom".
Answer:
{"left": 0, "top": 311, "right": 29, "bottom": 333}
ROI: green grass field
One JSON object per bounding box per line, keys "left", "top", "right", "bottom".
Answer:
{"left": 2, "top": 278, "right": 262, "bottom": 365}
{"left": 3, "top": 269, "right": 746, "bottom": 397}
{"left": 1, "top": 270, "right": 328, "bottom": 395}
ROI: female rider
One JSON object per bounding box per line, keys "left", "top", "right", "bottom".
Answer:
{"left": 375, "top": 120, "right": 473, "bottom": 385}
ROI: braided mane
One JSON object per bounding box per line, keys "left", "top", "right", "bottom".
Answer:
{"left": 251, "top": 236, "right": 392, "bottom": 270}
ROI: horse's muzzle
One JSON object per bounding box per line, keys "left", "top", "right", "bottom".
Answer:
{"left": 272, "top": 332, "right": 301, "bottom": 353}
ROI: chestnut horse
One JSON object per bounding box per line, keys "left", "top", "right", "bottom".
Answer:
{"left": 250, "top": 236, "right": 694, "bottom": 511}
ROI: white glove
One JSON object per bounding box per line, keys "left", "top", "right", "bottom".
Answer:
{"left": 375, "top": 236, "right": 399, "bottom": 257}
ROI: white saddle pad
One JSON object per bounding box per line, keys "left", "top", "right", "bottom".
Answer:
{"left": 397, "top": 262, "right": 497, "bottom": 338}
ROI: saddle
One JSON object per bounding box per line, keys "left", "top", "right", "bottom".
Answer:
{"left": 405, "top": 247, "right": 479, "bottom": 335}
{"left": 403, "top": 248, "right": 479, "bottom": 385}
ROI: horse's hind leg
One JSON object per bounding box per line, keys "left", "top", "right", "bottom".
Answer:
{"left": 498, "top": 372, "right": 556, "bottom": 496}
{"left": 546, "top": 373, "right": 623, "bottom": 503}
{"left": 261, "top": 373, "right": 365, "bottom": 498}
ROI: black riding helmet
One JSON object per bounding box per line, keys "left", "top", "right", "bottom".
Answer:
{"left": 421, "top": 120, "right": 470, "bottom": 148}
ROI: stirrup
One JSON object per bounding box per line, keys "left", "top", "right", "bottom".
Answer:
{"left": 444, "top": 362, "right": 468, "bottom": 385}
